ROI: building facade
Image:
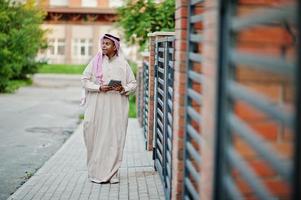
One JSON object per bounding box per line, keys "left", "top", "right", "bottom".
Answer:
{"left": 37, "top": 0, "right": 137, "bottom": 64}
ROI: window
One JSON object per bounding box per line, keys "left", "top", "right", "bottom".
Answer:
{"left": 57, "top": 39, "right": 65, "bottom": 55}
{"left": 109, "top": 0, "right": 123, "bottom": 7}
{"left": 73, "top": 38, "right": 93, "bottom": 57}
{"left": 50, "top": 0, "right": 68, "bottom": 6}
{"left": 82, "top": 0, "right": 97, "bottom": 7}
{"left": 80, "top": 39, "right": 86, "bottom": 56}
{"left": 47, "top": 38, "right": 65, "bottom": 56}
{"left": 48, "top": 39, "right": 55, "bottom": 55}
{"left": 88, "top": 39, "right": 93, "bottom": 56}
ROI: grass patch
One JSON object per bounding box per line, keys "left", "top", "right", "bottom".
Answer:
{"left": 128, "top": 61, "right": 137, "bottom": 118}
{"left": 129, "top": 94, "right": 136, "bottom": 118}
{"left": 4, "top": 79, "right": 32, "bottom": 93}
{"left": 38, "top": 64, "right": 85, "bottom": 74}
{"left": 39, "top": 61, "right": 137, "bottom": 75}
{"left": 128, "top": 60, "right": 138, "bottom": 77}
{"left": 79, "top": 113, "right": 84, "bottom": 120}
{"left": 23, "top": 171, "right": 34, "bottom": 180}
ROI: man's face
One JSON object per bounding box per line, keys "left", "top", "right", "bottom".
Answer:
{"left": 102, "top": 38, "right": 116, "bottom": 56}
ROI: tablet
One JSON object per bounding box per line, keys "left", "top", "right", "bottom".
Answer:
{"left": 108, "top": 80, "right": 122, "bottom": 87}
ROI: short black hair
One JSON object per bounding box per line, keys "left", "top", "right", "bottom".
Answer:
{"left": 104, "top": 34, "right": 120, "bottom": 41}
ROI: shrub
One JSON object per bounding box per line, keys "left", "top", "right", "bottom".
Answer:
{"left": 0, "top": 0, "right": 46, "bottom": 92}
{"left": 117, "top": 0, "right": 175, "bottom": 51}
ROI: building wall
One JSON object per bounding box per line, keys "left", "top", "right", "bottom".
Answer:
{"left": 38, "top": 23, "right": 132, "bottom": 65}
{"left": 38, "top": 24, "right": 66, "bottom": 64}
{"left": 37, "top": 0, "right": 140, "bottom": 65}
{"left": 46, "top": 0, "right": 121, "bottom": 8}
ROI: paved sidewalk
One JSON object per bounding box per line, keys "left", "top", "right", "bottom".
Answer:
{"left": 8, "top": 119, "right": 164, "bottom": 200}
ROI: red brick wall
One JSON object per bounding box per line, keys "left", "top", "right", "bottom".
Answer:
{"left": 232, "top": 1, "right": 295, "bottom": 199}
{"left": 200, "top": 0, "right": 219, "bottom": 199}
{"left": 146, "top": 35, "right": 156, "bottom": 151}
{"left": 172, "top": 0, "right": 189, "bottom": 199}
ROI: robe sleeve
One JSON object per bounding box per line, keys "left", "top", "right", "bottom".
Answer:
{"left": 81, "top": 60, "right": 100, "bottom": 92}
{"left": 123, "top": 62, "right": 137, "bottom": 95}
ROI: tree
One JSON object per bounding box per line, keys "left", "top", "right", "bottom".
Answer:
{"left": 0, "top": 0, "right": 46, "bottom": 92}
{"left": 117, "top": 0, "right": 175, "bottom": 51}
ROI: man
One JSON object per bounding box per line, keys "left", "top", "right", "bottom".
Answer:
{"left": 81, "top": 34, "right": 137, "bottom": 184}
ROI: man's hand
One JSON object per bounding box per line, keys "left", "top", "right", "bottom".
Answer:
{"left": 112, "top": 85, "right": 125, "bottom": 93}
{"left": 99, "top": 85, "right": 112, "bottom": 92}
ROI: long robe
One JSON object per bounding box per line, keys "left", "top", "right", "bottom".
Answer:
{"left": 81, "top": 55, "right": 137, "bottom": 183}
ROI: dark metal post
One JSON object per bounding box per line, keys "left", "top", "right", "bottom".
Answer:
{"left": 153, "top": 40, "right": 159, "bottom": 167}
{"left": 293, "top": 2, "right": 301, "bottom": 199}
{"left": 162, "top": 40, "right": 168, "bottom": 186}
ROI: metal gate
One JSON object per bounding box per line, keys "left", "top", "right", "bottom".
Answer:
{"left": 183, "top": 0, "right": 204, "bottom": 199}
{"left": 137, "top": 67, "right": 143, "bottom": 126}
{"left": 215, "top": 1, "right": 300, "bottom": 200}
{"left": 142, "top": 61, "right": 149, "bottom": 148}
{"left": 154, "top": 37, "right": 175, "bottom": 199}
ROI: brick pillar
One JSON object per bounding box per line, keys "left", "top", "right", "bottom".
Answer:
{"left": 172, "top": 0, "right": 189, "bottom": 199}
{"left": 146, "top": 32, "right": 175, "bottom": 151}
{"left": 200, "top": 1, "right": 219, "bottom": 200}
{"left": 146, "top": 34, "right": 156, "bottom": 151}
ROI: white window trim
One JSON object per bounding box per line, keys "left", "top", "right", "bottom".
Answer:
{"left": 50, "top": 0, "right": 68, "bottom": 6}
{"left": 82, "top": 0, "right": 97, "bottom": 7}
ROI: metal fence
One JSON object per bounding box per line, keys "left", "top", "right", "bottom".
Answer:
{"left": 153, "top": 36, "right": 175, "bottom": 200}
{"left": 138, "top": 1, "right": 300, "bottom": 199}
{"left": 136, "top": 67, "right": 143, "bottom": 126}
{"left": 142, "top": 61, "right": 149, "bottom": 148}
{"left": 183, "top": 0, "right": 204, "bottom": 199}
{"left": 214, "top": 1, "right": 300, "bottom": 200}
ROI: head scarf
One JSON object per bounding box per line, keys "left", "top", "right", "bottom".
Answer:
{"left": 92, "top": 34, "right": 121, "bottom": 84}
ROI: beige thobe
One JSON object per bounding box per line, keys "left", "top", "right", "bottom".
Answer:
{"left": 81, "top": 55, "right": 137, "bottom": 183}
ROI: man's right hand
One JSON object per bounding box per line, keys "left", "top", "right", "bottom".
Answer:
{"left": 99, "top": 85, "right": 112, "bottom": 92}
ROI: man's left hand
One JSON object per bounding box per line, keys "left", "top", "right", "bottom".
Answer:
{"left": 113, "top": 85, "right": 124, "bottom": 93}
